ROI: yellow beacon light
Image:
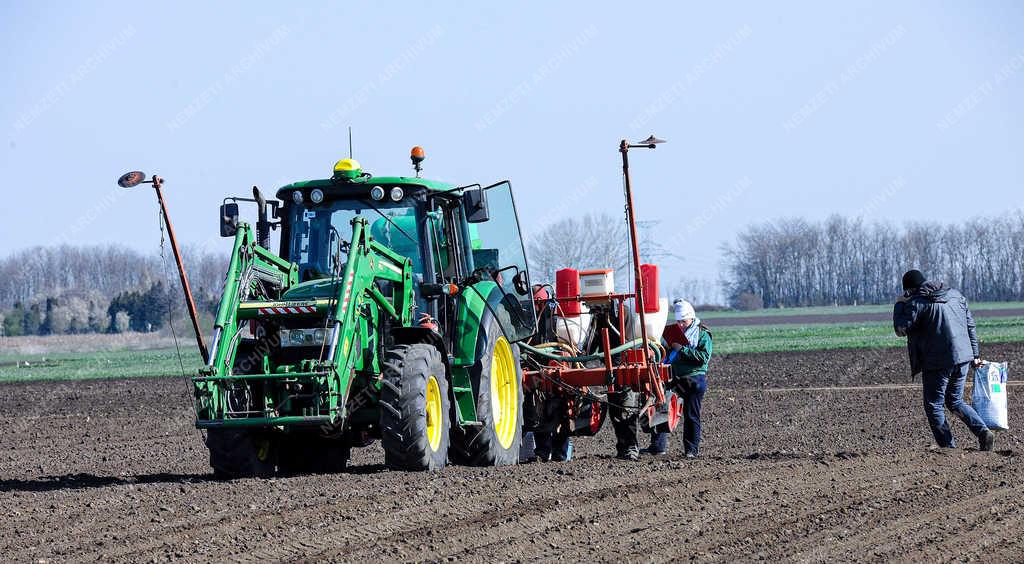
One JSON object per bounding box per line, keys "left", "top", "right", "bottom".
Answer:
{"left": 333, "top": 158, "right": 362, "bottom": 179}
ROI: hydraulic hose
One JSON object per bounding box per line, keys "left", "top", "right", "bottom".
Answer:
{"left": 519, "top": 338, "right": 663, "bottom": 365}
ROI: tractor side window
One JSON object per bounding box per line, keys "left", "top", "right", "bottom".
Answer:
{"left": 470, "top": 181, "right": 537, "bottom": 342}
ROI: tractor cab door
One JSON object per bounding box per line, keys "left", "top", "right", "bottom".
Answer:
{"left": 465, "top": 181, "right": 536, "bottom": 342}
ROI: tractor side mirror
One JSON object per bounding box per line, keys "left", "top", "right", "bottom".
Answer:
{"left": 463, "top": 188, "right": 489, "bottom": 223}
{"left": 220, "top": 203, "right": 239, "bottom": 237}
{"left": 512, "top": 270, "right": 530, "bottom": 296}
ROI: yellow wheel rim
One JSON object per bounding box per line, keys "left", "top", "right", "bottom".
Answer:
{"left": 490, "top": 337, "right": 519, "bottom": 449}
{"left": 425, "top": 375, "right": 443, "bottom": 452}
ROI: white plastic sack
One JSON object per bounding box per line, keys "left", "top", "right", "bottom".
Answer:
{"left": 972, "top": 362, "right": 1009, "bottom": 431}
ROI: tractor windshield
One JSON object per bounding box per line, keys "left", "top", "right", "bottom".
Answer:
{"left": 289, "top": 199, "right": 423, "bottom": 281}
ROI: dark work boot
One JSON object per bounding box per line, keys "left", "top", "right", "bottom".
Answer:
{"left": 980, "top": 430, "right": 996, "bottom": 452}
{"left": 616, "top": 447, "right": 640, "bottom": 461}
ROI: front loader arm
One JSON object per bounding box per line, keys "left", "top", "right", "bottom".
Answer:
{"left": 205, "top": 223, "right": 298, "bottom": 376}
{"left": 322, "top": 217, "right": 414, "bottom": 374}
{"left": 193, "top": 223, "right": 298, "bottom": 425}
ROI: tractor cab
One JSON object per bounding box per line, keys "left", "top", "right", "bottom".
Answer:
{"left": 271, "top": 156, "right": 536, "bottom": 344}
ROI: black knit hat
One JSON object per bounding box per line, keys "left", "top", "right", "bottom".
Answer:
{"left": 902, "top": 269, "right": 926, "bottom": 291}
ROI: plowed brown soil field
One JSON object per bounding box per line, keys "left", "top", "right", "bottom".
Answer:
{"left": 2, "top": 343, "right": 1023, "bottom": 562}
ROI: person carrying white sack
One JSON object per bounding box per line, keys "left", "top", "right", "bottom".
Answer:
{"left": 642, "top": 299, "right": 713, "bottom": 458}
{"left": 893, "top": 269, "right": 995, "bottom": 451}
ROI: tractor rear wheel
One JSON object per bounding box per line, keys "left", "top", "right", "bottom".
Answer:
{"left": 449, "top": 315, "right": 524, "bottom": 466}
{"left": 207, "top": 428, "right": 277, "bottom": 479}
{"left": 379, "top": 343, "right": 449, "bottom": 471}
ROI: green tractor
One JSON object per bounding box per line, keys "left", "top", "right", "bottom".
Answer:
{"left": 195, "top": 149, "right": 536, "bottom": 477}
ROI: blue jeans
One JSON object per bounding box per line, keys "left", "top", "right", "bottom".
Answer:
{"left": 650, "top": 374, "right": 707, "bottom": 455}
{"left": 922, "top": 362, "right": 989, "bottom": 448}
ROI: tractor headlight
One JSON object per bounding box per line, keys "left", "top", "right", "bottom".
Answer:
{"left": 310, "top": 188, "right": 324, "bottom": 204}
{"left": 389, "top": 187, "right": 404, "bottom": 202}
{"left": 370, "top": 186, "right": 385, "bottom": 201}
{"left": 292, "top": 191, "right": 304, "bottom": 205}
{"left": 280, "top": 328, "right": 329, "bottom": 347}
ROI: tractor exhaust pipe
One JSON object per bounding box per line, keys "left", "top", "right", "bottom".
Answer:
{"left": 253, "top": 185, "right": 271, "bottom": 249}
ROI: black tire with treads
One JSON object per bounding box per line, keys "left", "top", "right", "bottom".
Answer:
{"left": 379, "top": 343, "right": 449, "bottom": 471}
{"left": 449, "top": 314, "right": 524, "bottom": 466}
{"left": 206, "top": 340, "right": 278, "bottom": 479}
{"left": 207, "top": 428, "right": 277, "bottom": 479}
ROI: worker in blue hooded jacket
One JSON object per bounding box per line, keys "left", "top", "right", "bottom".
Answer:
{"left": 893, "top": 269, "right": 994, "bottom": 451}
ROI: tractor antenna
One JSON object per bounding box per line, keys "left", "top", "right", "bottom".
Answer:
{"left": 348, "top": 126, "right": 353, "bottom": 159}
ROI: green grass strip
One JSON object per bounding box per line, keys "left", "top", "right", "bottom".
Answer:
{"left": 0, "top": 348, "right": 202, "bottom": 383}
{"left": 713, "top": 316, "right": 1024, "bottom": 354}
{"left": 700, "top": 301, "right": 1024, "bottom": 320}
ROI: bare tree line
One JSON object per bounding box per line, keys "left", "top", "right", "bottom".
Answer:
{"left": 526, "top": 215, "right": 729, "bottom": 306}
{"left": 723, "top": 214, "right": 1024, "bottom": 307}
{"left": 525, "top": 213, "right": 632, "bottom": 290}
{"left": 7, "top": 211, "right": 1018, "bottom": 330}
{"left": 0, "top": 245, "right": 228, "bottom": 336}
{"left": 671, "top": 277, "right": 725, "bottom": 307}
{"left": 0, "top": 244, "right": 228, "bottom": 309}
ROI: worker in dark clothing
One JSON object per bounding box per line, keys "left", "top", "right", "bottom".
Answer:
{"left": 893, "top": 269, "right": 995, "bottom": 451}
{"left": 525, "top": 285, "right": 573, "bottom": 462}
{"left": 643, "top": 299, "right": 713, "bottom": 458}
{"left": 532, "top": 395, "right": 573, "bottom": 462}
{"left": 605, "top": 299, "right": 642, "bottom": 461}
{"left": 610, "top": 388, "right": 641, "bottom": 461}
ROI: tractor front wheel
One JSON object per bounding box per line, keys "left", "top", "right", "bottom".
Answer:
{"left": 206, "top": 428, "right": 277, "bottom": 479}
{"left": 207, "top": 340, "right": 279, "bottom": 479}
{"left": 379, "top": 344, "right": 449, "bottom": 471}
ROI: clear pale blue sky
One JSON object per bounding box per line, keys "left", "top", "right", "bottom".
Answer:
{"left": 2, "top": 1, "right": 1022, "bottom": 289}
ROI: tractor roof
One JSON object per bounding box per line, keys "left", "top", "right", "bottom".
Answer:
{"left": 275, "top": 175, "right": 457, "bottom": 200}
{"left": 275, "top": 157, "right": 461, "bottom": 200}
